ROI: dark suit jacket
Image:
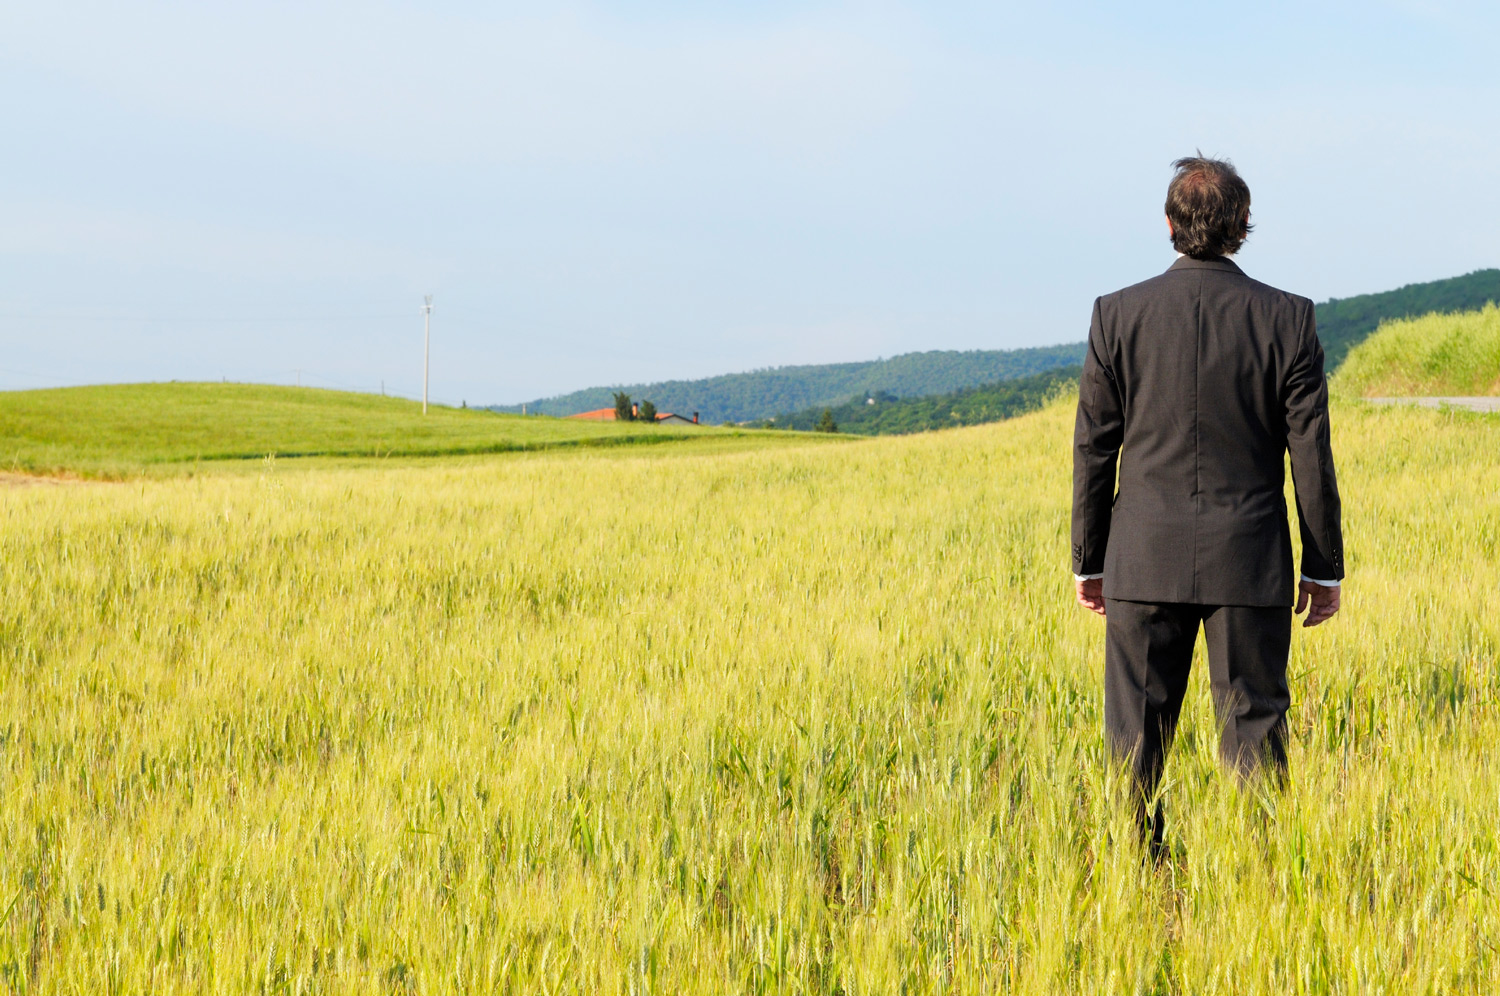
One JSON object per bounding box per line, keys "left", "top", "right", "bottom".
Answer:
{"left": 1071, "top": 255, "right": 1343, "bottom": 607}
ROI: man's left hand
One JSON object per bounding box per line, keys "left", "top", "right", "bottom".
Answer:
{"left": 1296, "top": 580, "right": 1341, "bottom": 627}
{"left": 1075, "top": 577, "right": 1106, "bottom": 617}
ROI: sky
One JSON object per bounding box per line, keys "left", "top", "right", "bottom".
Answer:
{"left": 2, "top": 1, "right": 1497, "bottom": 404}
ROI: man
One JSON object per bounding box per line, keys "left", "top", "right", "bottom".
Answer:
{"left": 1071, "top": 156, "right": 1343, "bottom": 850}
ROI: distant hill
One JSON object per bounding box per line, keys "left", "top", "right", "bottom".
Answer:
{"left": 761, "top": 269, "right": 1500, "bottom": 437}
{"left": 766, "top": 366, "right": 1080, "bottom": 436}
{"left": 493, "top": 343, "right": 1086, "bottom": 424}
{"left": 1315, "top": 268, "right": 1500, "bottom": 370}
{"left": 1334, "top": 303, "right": 1500, "bottom": 398}
{"left": 0, "top": 383, "right": 767, "bottom": 477}
{"left": 495, "top": 269, "right": 1499, "bottom": 425}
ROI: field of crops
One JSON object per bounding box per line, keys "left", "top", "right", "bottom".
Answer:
{"left": 1335, "top": 302, "right": 1500, "bottom": 398}
{"left": 2, "top": 395, "right": 1499, "bottom": 993}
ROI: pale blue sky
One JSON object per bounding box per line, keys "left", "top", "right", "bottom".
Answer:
{"left": 3, "top": 1, "right": 1496, "bottom": 403}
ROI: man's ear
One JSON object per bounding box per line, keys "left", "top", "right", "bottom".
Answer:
{"left": 1166, "top": 215, "right": 1174, "bottom": 237}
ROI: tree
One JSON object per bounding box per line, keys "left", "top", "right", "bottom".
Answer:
{"left": 815, "top": 408, "right": 838, "bottom": 433}
{"left": 613, "top": 392, "right": 634, "bottom": 421}
{"left": 638, "top": 400, "right": 658, "bottom": 423}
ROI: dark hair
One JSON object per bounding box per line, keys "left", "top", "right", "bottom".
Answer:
{"left": 1165, "top": 155, "right": 1253, "bottom": 258}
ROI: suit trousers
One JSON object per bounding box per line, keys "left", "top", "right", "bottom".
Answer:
{"left": 1104, "top": 598, "right": 1293, "bottom": 793}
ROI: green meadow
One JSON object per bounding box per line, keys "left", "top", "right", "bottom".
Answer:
{"left": 2, "top": 378, "right": 1498, "bottom": 992}
{"left": 0, "top": 383, "right": 770, "bottom": 478}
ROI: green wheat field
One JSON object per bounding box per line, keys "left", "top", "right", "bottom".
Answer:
{"left": 2, "top": 376, "right": 1499, "bottom": 990}
{"left": 1336, "top": 302, "right": 1500, "bottom": 398}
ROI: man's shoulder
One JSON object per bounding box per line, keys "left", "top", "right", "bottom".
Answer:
{"left": 1096, "top": 270, "right": 1174, "bottom": 309}
{"left": 1233, "top": 272, "right": 1314, "bottom": 315}
{"left": 1097, "top": 263, "right": 1312, "bottom": 317}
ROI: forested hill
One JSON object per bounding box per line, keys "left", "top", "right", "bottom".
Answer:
{"left": 763, "top": 269, "right": 1500, "bottom": 437}
{"left": 766, "top": 366, "right": 1081, "bottom": 436}
{"left": 1315, "top": 268, "right": 1500, "bottom": 369}
{"left": 493, "top": 268, "right": 1499, "bottom": 424}
{"left": 492, "top": 343, "right": 1085, "bottom": 424}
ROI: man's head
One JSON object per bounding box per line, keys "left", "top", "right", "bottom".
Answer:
{"left": 1165, "top": 155, "right": 1252, "bottom": 258}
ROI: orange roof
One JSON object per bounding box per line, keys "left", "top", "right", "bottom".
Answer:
{"left": 568, "top": 407, "right": 618, "bottom": 421}
{"left": 567, "top": 408, "right": 699, "bottom": 423}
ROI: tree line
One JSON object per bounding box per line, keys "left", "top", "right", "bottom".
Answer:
{"left": 495, "top": 344, "right": 1087, "bottom": 423}
{"left": 492, "top": 268, "right": 1500, "bottom": 424}
{"left": 761, "top": 366, "right": 1081, "bottom": 436}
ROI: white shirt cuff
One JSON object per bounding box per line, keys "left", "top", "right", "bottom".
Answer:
{"left": 1077, "top": 571, "right": 1336, "bottom": 585}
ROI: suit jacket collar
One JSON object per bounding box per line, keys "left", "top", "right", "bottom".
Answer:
{"left": 1169, "top": 255, "right": 1243, "bottom": 275}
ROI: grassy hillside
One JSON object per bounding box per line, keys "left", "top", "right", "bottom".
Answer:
{"left": 495, "top": 343, "right": 1086, "bottom": 423}
{"left": 4, "top": 397, "right": 1500, "bottom": 990}
{"left": 0, "top": 382, "right": 773, "bottom": 477}
{"left": 768, "top": 365, "right": 1079, "bottom": 435}
{"left": 1335, "top": 303, "right": 1500, "bottom": 398}
{"left": 1315, "top": 267, "right": 1500, "bottom": 370}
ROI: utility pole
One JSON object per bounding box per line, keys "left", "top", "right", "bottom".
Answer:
{"left": 422, "top": 294, "right": 433, "bottom": 414}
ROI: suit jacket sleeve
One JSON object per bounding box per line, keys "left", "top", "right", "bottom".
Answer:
{"left": 1072, "top": 297, "right": 1124, "bottom": 576}
{"left": 1284, "top": 299, "right": 1345, "bottom": 581}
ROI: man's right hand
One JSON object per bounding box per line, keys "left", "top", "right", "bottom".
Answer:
{"left": 1296, "top": 580, "right": 1340, "bottom": 627}
{"left": 1075, "top": 577, "right": 1106, "bottom": 617}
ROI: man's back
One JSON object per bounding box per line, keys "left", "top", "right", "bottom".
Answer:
{"left": 1072, "top": 255, "right": 1343, "bottom": 607}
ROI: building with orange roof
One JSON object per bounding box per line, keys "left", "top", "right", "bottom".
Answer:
{"left": 568, "top": 404, "right": 700, "bottom": 424}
